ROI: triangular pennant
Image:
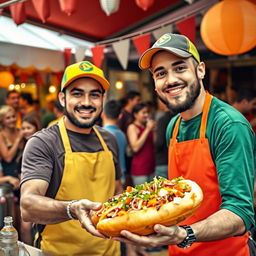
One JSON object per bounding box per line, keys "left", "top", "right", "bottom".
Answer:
{"left": 32, "top": 0, "right": 50, "bottom": 23}
{"left": 176, "top": 16, "right": 196, "bottom": 44}
{"left": 63, "top": 48, "right": 72, "bottom": 67}
{"left": 91, "top": 45, "right": 105, "bottom": 68}
{"left": 132, "top": 34, "right": 151, "bottom": 56}
{"left": 112, "top": 39, "right": 130, "bottom": 70}
{"left": 10, "top": 2, "right": 26, "bottom": 25}
{"left": 152, "top": 24, "right": 173, "bottom": 40}
{"left": 75, "top": 46, "right": 86, "bottom": 62}
{"left": 58, "top": 0, "right": 78, "bottom": 16}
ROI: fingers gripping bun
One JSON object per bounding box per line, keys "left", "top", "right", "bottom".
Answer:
{"left": 92, "top": 177, "right": 203, "bottom": 237}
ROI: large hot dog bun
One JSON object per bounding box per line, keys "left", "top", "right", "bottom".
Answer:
{"left": 92, "top": 178, "right": 203, "bottom": 237}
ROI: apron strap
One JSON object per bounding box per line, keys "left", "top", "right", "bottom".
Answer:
{"left": 58, "top": 117, "right": 72, "bottom": 153}
{"left": 200, "top": 92, "right": 212, "bottom": 139}
{"left": 171, "top": 92, "right": 213, "bottom": 140}
{"left": 93, "top": 126, "right": 109, "bottom": 151}
{"left": 171, "top": 115, "right": 181, "bottom": 142}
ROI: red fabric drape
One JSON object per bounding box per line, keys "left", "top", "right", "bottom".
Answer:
{"left": 91, "top": 45, "right": 105, "bottom": 68}
{"left": 176, "top": 16, "right": 196, "bottom": 44}
{"left": 10, "top": 2, "right": 26, "bottom": 25}
{"left": 132, "top": 34, "right": 151, "bottom": 56}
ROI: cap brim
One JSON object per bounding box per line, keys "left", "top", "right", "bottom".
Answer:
{"left": 63, "top": 73, "right": 110, "bottom": 91}
{"left": 139, "top": 47, "right": 192, "bottom": 70}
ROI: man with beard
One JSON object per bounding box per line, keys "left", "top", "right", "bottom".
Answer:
{"left": 5, "top": 90, "right": 22, "bottom": 128}
{"left": 20, "top": 61, "right": 123, "bottom": 256}
{"left": 112, "top": 34, "right": 255, "bottom": 256}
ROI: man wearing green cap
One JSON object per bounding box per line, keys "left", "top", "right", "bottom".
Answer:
{"left": 20, "top": 61, "right": 122, "bottom": 256}
{"left": 113, "top": 34, "right": 255, "bottom": 255}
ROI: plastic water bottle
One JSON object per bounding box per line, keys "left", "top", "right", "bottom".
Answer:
{"left": 0, "top": 216, "right": 19, "bottom": 256}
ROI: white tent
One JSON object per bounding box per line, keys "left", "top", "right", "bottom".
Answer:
{"left": 0, "top": 16, "right": 93, "bottom": 71}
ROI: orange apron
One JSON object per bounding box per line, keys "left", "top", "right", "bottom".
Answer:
{"left": 168, "top": 93, "right": 249, "bottom": 256}
{"left": 39, "top": 117, "right": 120, "bottom": 256}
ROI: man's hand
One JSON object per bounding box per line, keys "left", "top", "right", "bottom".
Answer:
{"left": 71, "top": 199, "right": 107, "bottom": 239}
{"left": 112, "top": 224, "right": 187, "bottom": 248}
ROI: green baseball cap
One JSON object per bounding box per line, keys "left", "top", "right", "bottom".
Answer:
{"left": 61, "top": 61, "right": 110, "bottom": 91}
{"left": 139, "top": 33, "right": 200, "bottom": 69}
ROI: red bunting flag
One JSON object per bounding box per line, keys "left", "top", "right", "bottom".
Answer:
{"left": 135, "top": 0, "right": 154, "bottom": 11}
{"left": 58, "top": 0, "right": 78, "bottom": 16}
{"left": 31, "top": 0, "right": 50, "bottom": 23}
{"left": 10, "top": 2, "right": 26, "bottom": 25}
{"left": 63, "top": 48, "right": 72, "bottom": 67}
{"left": 20, "top": 73, "right": 29, "bottom": 83}
{"left": 91, "top": 45, "right": 105, "bottom": 68}
{"left": 176, "top": 16, "right": 196, "bottom": 44}
{"left": 33, "top": 73, "right": 43, "bottom": 87}
{"left": 132, "top": 34, "right": 151, "bottom": 56}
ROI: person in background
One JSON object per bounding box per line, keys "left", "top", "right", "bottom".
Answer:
{"left": 0, "top": 105, "right": 27, "bottom": 243}
{"left": 102, "top": 100, "right": 127, "bottom": 186}
{"left": 20, "top": 61, "right": 122, "bottom": 256}
{"left": 127, "top": 103, "right": 155, "bottom": 186}
{"left": 232, "top": 88, "right": 256, "bottom": 132}
{"left": 0, "top": 161, "right": 19, "bottom": 189}
{"left": 47, "top": 98, "right": 64, "bottom": 127}
{"left": 18, "top": 114, "right": 41, "bottom": 245}
{"left": 112, "top": 33, "right": 255, "bottom": 256}
{"left": 118, "top": 91, "right": 141, "bottom": 135}
{"left": 20, "top": 93, "right": 42, "bottom": 129}
{"left": 154, "top": 101, "right": 173, "bottom": 179}
{"left": 118, "top": 91, "right": 141, "bottom": 187}
{"left": 5, "top": 90, "right": 22, "bottom": 128}
{"left": 102, "top": 100, "right": 147, "bottom": 256}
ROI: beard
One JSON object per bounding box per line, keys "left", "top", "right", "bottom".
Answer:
{"left": 158, "top": 78, "right": 201, "bottom": 116}
{"left": 64, "top": 104, "right": 102, "bottom": 129}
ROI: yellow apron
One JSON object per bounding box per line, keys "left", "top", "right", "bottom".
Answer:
{"left": 40, "top": 117, "right": 120, "bottom": 256}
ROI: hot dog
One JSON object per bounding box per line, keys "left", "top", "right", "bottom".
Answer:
{"left": 91, "top": 176, "right": 203, "bottom": 237}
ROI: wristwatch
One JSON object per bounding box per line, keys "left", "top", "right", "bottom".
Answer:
{"left": 177, "top": 225, "right": 196, "bottom": 248}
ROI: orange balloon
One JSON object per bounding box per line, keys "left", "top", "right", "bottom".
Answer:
{"left": 0, "top": 71, "right": 15, "bottom": 89}
{"left": 200, "top": 0, "right": 256, "bottom": 55}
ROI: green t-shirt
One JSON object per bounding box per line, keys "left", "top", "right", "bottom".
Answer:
{"left": 166, "top": 96, "right": 255, "bottom": 230}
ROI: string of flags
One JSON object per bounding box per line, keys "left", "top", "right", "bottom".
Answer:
{"left": 4, "top": 0, "right": 197, "bottom": 70}
{"left": 70, "top": 16, "right": 196, "bottom": 70}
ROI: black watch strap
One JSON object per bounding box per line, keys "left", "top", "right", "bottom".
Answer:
{"left": 177, "top": 225, "right": 196, "bottom": 249}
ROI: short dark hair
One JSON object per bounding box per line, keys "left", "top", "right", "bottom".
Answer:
{"left": 20, "top": 93, "right": 34, "bottom": 105}
{"left": 6, "top": 90, "right": 19, "bottom": 98}
{"left": 126, "top": 91, "right": 140, "bottom": 100}
{"left": 121, "top": 90, "right": 141, "bottom": 107}
{"left": 104, "top": 100, "right": 122, "bottom": 120}
{"left": 132, "top": 103, "right": 147, "bottom": 116}
{"left": 236, "top": 88, "right": 256, "bottom": 102}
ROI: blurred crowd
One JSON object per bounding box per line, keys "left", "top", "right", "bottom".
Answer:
{"left": 0, "top": 86, "right": 255, "bottom": 249}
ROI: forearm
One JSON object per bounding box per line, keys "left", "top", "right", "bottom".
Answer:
{"left": 131, "top": 129, "right": 150, "bottom": 152}
{"left": 20, "top": 193, "right": 70, "bottom": 224}
{"left": 1, "top": 139, "right": 21, "bottom": 162}
{"left": 191, "top": 209, "right": 246, "bottom": 242}
{"left": 0, "top": 176, "right": 13, "bottom": 184}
